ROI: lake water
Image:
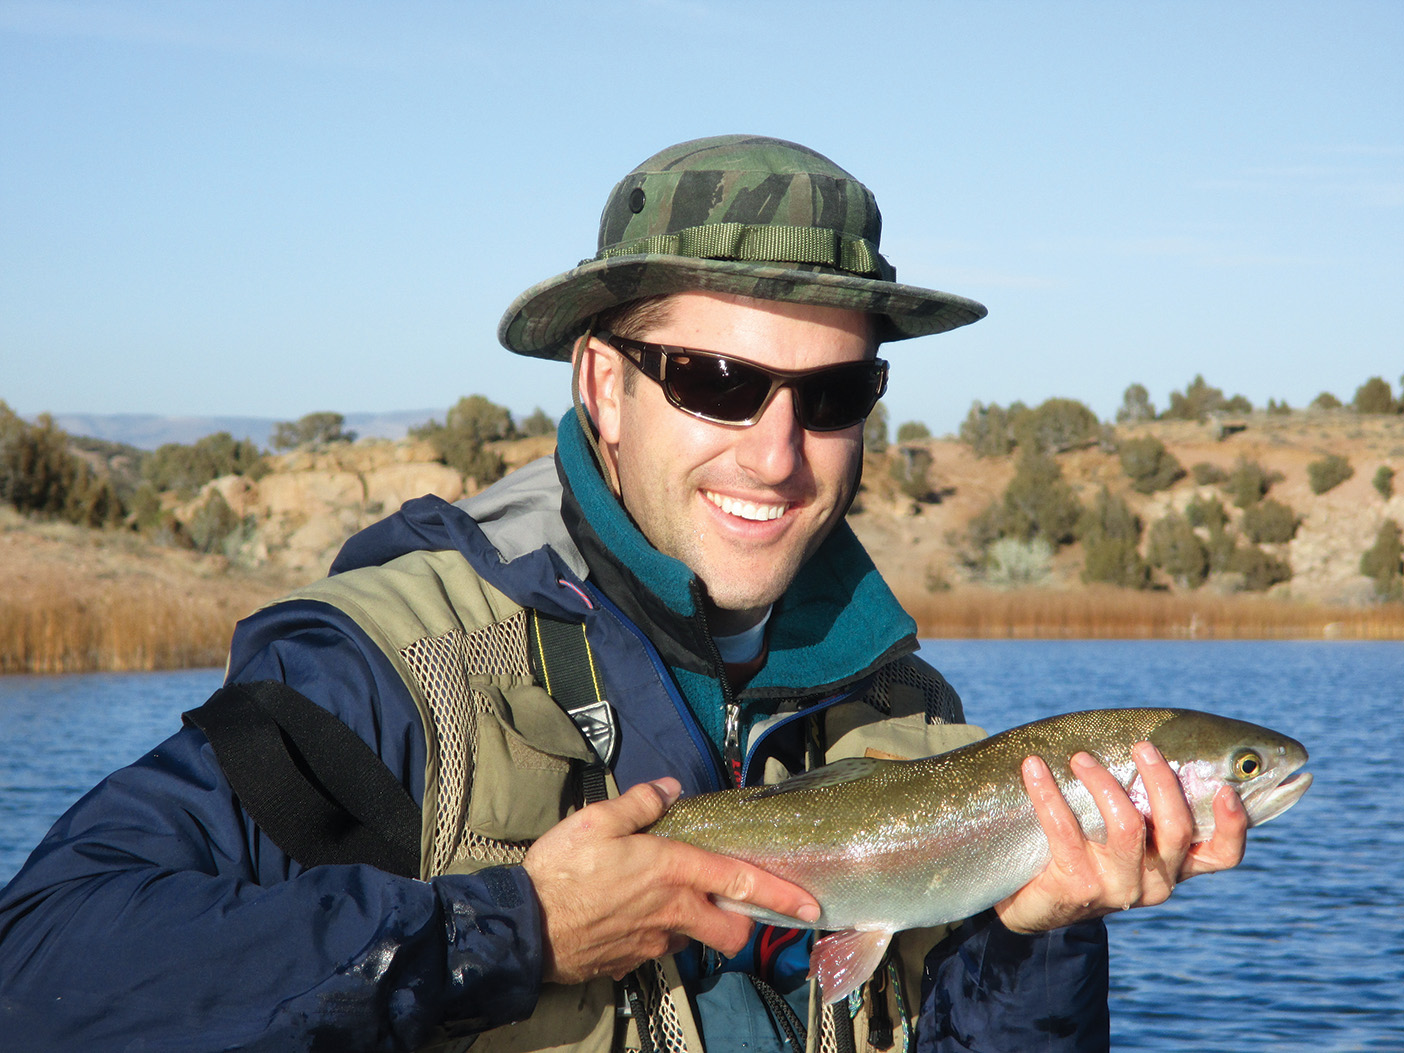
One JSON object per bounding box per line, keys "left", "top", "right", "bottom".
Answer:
{"left": 2, "top": 642, "right": 1401, "bottom": 1050}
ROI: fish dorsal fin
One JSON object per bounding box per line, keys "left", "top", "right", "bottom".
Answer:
{"left": 745, "top": 757, "right": 889, "bottom": 800}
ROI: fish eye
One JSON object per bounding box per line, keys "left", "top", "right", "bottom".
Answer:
{"left": 1232, "top": 750, "right": 1264, "bottom": 780}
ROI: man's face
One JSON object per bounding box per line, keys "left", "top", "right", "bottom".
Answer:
{"left": 584, "top": 291, "right": 873, "bottom": 634}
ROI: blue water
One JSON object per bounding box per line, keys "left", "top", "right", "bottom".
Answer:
{"left": 920, "top": 640, "right": 1404, "bottom": 1052}
{"left": 1, "top": 643, "right": 1401, "bottom": 1050}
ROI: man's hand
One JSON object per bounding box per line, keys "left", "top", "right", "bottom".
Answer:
{"left": 521, "top": 778, "right": 821, "bottom": 985}
{"left": 995, "top": 742, "right": 1249, "bottom": 934}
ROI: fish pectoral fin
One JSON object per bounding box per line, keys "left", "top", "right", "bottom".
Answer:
{"left": 745, "top": 758, "right": 893, "bottom": 800}
{"left": 808, "top": 928, "right": 893, "bottom": 1005}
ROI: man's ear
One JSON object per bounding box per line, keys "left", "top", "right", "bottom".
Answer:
{"left": 575, "top": 336, "right": 625, "bottom": 444}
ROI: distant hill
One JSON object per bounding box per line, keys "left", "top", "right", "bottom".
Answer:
{"left": 47, "top": 410, "right": 444, "bottom": 451}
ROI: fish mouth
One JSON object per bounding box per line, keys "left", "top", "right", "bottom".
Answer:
{"left": 1241, "top": 767, "right": 1313, "bottom": 826}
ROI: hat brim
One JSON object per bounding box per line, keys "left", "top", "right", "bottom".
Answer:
{"left": 497, "top": 254, "right": 987, "bottom": 360}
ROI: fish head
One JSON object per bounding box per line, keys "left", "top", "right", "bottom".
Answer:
{"left": 1150, "top": 710, "right": 1312, "bottom": 839}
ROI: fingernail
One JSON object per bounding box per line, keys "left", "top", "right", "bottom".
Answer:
{"left": 797, "top": 904, "right": 821, "bottom": 924}
{"left": 1134, "top": 742, "right": 1161, "bottom": 765}
{"left": 1222, "top": 788, "right": 1244, "bottom": 812}
{"left": 647, "top": 780, "right": 680, "bottom": 806}
{"left": 1070, "top": 752, "right": 1097, "bottom": 771}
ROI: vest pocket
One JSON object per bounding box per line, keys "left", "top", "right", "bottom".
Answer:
{"left": 466, "top": 684, "right": 592, "bottom": 843}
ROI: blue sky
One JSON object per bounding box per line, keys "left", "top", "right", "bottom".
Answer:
{"left": 3, "top": 0, "right": 1400, "bottom": 437}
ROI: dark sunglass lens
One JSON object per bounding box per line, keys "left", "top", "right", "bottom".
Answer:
{"left": 798, "top": 364, "right": 884, "bottom": 430}
{"left": 667, "top": 354, "right": 772, "bottom": 422}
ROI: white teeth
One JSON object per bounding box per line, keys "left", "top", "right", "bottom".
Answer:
{"left": 705, "top": 490, "right": 786, "bottom": 522}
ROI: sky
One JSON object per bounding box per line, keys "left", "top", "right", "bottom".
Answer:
{"left": 3, "top": 0, "right": 1401, "bottom": 438}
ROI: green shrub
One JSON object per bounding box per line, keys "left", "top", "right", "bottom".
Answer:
{"left": 1116, "top": 383, "right": 1156, "bottom": 423}
{"left": 1077, "top": 488, "right": 1151, "bottom": 589}
{"left": 1146, "top": 512, "right": 1209, "bottom": 589}
{"left": 187, "top": 490, "right": 245, "bottom": 555}
{"left": 271, "top": 412, "right": 356, "bottom": 450}
{"left": 992, "top": 450, "right": 1083, "bottom": 547}
{"left": 1231, "top": 543, "right": 1292, "bottom": 591}
{"left": 1223, "top": 458, "right": 1282, "bottom": 508}
{"left": 1352, "top": 377, "right": 1396, "bottom": 415}
{"left": 1191, "top": 462, "right": 1227, "bottom": 485}
{"left": 1118, "top": 435, "right": 1186, "bottom": 494}
{"left": 519, "top": 407, "right": 557, "bottom": 437}
{"left": 889, "top": 446, "right": 935, "bottom": 501}
{"left": 1077, "top": 487, "right": 1142, "bottom": 544}
{"left": 1162, "top": 375, "right": 1247, "bottom": 421}
{"left": 0, "top": 409, "right": 126, "bottom": 527}
{"left": 1013, "top": 398, "right": 1101, "bottom": 454}
{"left": 959, "top": 401, "right": 1018, "bottom": 457}
{"left": 896, "top": 420, "right": 931, "bottom": 442}
{"left": 1373, "top": 465, "right": 1395, "bottom": 500}
{"left": 863, "top": 402, "right": 889, "bottom": 453}
{"left": 1206, "top": 524, "right": 1237, "bottom": 574}
{"left": 143, "top": 432, "right": 263, "bottom": 496}
{"left": 1241, "top": 498, "right": 1299, "bottom": 544}
{"left": 1082, "top": 536, "right": 1152, "bottom": 589}
{"left": 1307, "top": 454, "right": 1354, "bottom": 495}
{"left": 1185, "top": 494, "right": 1229, "bottom": 532}
{"left": 413, "top": 395, "right": 518, "bottom": 484}
{"left": 1266, "top": 398, "right": 1292, "bottom": 415}
{"left": 1310, "top": 392, "right": 1342, "bottom": 410}
{"left": 985, "top": 537, "right": 1054, "bottom": 588}
{"left": 1079, "top": 499, "right": 1144, "bottom": 581}
{"left": 130, "top": 481, "right": 165, "bottom": 533}
{"left": 1360, "top": 519, "right": 1403, "bottom": 599}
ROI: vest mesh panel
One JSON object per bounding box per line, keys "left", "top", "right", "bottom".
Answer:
{"left": 862, "top": 658, "right": 963, "bottom": 725}
{"left": 400, "top": 610, "right": 536, "bottom": 875}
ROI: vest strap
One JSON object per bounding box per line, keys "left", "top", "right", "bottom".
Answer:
{"left": 183, "top": 680, "right": 422, "bottom": 878}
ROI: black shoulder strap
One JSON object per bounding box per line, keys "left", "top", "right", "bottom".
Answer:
{"left": 183, "top": 680, "right": 422, "bottom": 878}
{"left": 529, "top": 609, "right": 618, "bottom": 800}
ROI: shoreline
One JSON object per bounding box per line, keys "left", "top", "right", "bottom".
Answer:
{"left": 5, "top": 582, "right": 1401, "bottom": 677}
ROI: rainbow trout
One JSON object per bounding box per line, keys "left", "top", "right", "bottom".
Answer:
{"left": 648, "top": 707, "right": 1311, "bottom": 1003}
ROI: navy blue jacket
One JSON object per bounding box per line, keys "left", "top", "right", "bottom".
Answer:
{"left": 0, "top": 418, "right": 1108, "bottom": 1051}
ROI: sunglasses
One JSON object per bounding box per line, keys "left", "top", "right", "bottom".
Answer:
{"left": 600, "top": 333, "right": 888, "bottom": 432}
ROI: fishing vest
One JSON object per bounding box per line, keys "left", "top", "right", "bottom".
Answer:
{"left": 273, "top": 547, "right": 987, "bottom": 1053}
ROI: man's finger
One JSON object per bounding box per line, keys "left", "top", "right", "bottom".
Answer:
{"left": 582, "top": 778, "right": 682, "bottom": 836}
{"left": 1133, "top": 742, "right": 1194, "bottom": 862}
{"left": 1070, "top": 751, "right": 1145, "bottom": 861}
{"left": 1180, "top": 786, "right": 1248, "bottom": 879}
{"left": 1021, "top": 755, "right": 1088, "bottom": 858}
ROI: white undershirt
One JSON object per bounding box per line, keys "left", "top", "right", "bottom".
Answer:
{"left": 712, "top": 608, "right": 772, "bottom": 664}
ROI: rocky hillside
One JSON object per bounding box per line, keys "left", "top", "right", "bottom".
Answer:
{"left": 153, "top": 409, "right": 1404, "bottom": 607}
{"left": 851, "top": 412, "right": 1404, "bottom": 608}
{"left": 3, "top": 409, "right": 1402, "bottom": 672}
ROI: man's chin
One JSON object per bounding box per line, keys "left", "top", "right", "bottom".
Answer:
{"left": 699, "top": 572, "right": 792, "bottom": 626}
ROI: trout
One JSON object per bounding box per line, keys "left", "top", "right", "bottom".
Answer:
{"left": 648, "top": 707, "right": 1312, "bottom": 1003}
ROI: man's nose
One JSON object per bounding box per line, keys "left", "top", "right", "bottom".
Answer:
{"left": 734, "top": 385, "right": 804, "bottom": 483}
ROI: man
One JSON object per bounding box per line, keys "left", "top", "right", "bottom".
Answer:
{"left": 0, "top": 135, "right": 1247, "bottom": 1051}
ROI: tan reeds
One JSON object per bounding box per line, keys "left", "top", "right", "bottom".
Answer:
{"left": 898, "top": 585, "right": 1404, "bottom": 640}
{"left": 0, "top": 585, "right": 249, "bottom": 675}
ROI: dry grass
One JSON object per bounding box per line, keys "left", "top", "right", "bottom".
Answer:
{"left": 0, "top": 513, "right": 296, "bottom": 675}
{"left": 0, "top": 587, "right": 246, "bottom": 674}
{"left": 900, "top": 585, "right": 1404, "bottom": 640}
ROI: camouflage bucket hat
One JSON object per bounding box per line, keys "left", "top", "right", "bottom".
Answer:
{"left": 498, "top": 135, "right": 987, "bottom": 359}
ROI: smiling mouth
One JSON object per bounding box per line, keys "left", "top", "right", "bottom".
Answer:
{"left": 703, "top": 490, "right": 788, "bottom": 522}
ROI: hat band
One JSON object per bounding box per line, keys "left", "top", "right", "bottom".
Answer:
{"left": 596, "top": 221, "right": 893, "bottom": 280}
